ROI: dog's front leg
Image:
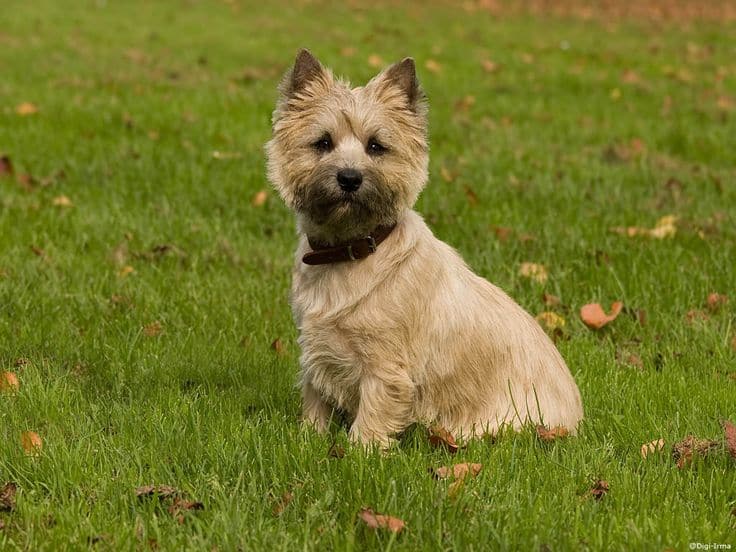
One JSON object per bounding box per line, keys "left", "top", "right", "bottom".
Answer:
{"left": 301, "top": 380, "right": 332, "bottom": 433}
{"left": 349, "top": 371, "right": 414, "bottom": 448}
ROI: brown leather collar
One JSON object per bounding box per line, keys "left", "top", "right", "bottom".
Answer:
{"left": 302, "top": 224, "right": 396, "bottom": 266}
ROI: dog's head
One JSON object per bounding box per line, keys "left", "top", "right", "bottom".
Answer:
{"left": 266, "top": 49, "right": 429, "bottom": 243}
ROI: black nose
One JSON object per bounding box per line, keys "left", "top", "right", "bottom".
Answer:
{"left": 337, "top": 168, "right": 363, "bottom": 192}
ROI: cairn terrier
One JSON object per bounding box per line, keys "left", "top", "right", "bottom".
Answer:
{"left": 266, "top": 49, "right": 583, "bottom": 446}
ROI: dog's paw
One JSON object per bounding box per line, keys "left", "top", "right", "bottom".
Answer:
{"left": 349, "top": 426, "right": 396, "bottom": 451}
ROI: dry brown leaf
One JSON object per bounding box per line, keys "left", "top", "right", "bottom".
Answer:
{"left": 640, "top": 438, "right": 665, "bottom": 458}
{"left": 432, "top": 463, "right": 482, "bottom": 480}
{"left": 672, "top": 435, "right": 719, "bottom": 468}
{"left": 480, "top": 59, "right": 499, "bottom": 73}
{"left": 723, "top": 420, "right": 736, "bottom": 459}
{"left": 519, "top": 262, "right": 548, "bottom": 284}
{"left": 21, "top": 431, "right": 42, "bottom": 456}
{"left": 425, "top": 59, "right": 442, "bottom": 73}
{"left": 0, "top": 155, "right": 13, "bottom": 177}
{"left": 588, "top": 479, "right": 609, "bottom": 500}
{"left": 52, "top": 195, "right": 73, "bottom": 208}
{"left": 536, "top": 312, "right": 566, "bottom": 333}
{"left": 328, "top": 443, "right": 345, "bottom": 459}
{"left": 135, "top": 484, "right": 178, "bottom": 499}
{"left": 439, "top": 166, "right": 455, "bottom": 183}
{"left": 612, "top": 215, "right": 677, "bottom": 239}
{"left": 251, "top": 190, "right": 268, "bottom": 207}
{"left": 706, "top": 293, "right": 728, "bottom": 312}
{"left": 271, "top": 338, "right": 284, "bottom": 355}
{"left": 0, "top": 482, "right": 17, "bottom": 512}
{"left": 580, "top": 301, "right": 623, "bottom": 330}
{"left": 492, "top": 226, "right": 513, "bottom": 242}
{"left": 271, "top": 491, "right": 293, "bottom": 516}
{"left": 428, "top": 425, "right": 459, "bottom": 453}
{"left": 358, "top": 508, "right": 405, "bottom": 533}
{"left": 684, "top": 309, "right": 709, "bottom": 324}
{"left": 143, "top": 321, "right": 163, "bottom": 337}
{"left": 536, "top": 424, "right": 569, "bottom": 442}
{"left": 463, "top": 185, "right": 479, "bottom": 205}
{"left": 367, "top": 54, "right": 384, "bottom": 68}
{"left": 542, "top": 293, "right": 561, "bottom": 307}
{"left": 340, "top": 46, "right": 356, "bottom": 58}
{"left": 16, "top": 102, "right": 38, "bottom": 116}
{"left": 454, "top": 95, "right": 475, "bottom": 112}
{"left": 0, "top": 371, "right": 20, "bottom": 393}
{"left": 118, "top": 265, "right": 135, "bottom": 278}
{"left": 168, "top": 497, "right": 204, "bottom": 524}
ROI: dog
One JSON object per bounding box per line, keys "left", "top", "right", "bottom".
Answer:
{"left": 266, "top": 49, "right": 583, "bottom": 447}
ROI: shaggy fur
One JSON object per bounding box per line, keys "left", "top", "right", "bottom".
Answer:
{"left": 266, "top": 50, "right": 583, "bottom": 446}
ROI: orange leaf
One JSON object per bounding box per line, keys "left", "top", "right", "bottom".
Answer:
{"left": 706, "top": 293, "right": 728, "bottom": 312}
{"left": 0, "top": 371, "right": 19, "bottom": 393}
{"left": 358, "top": 508, "right": 405, "bottom": 533}
{"left": 0, "top": 155, "right": 13, "bottom": 177}
{"left": 432, "top": 463, "right": 482, "bottom": 480}
{"left": 16, "top": 102, "right": 38, "bottom": 116}
{"left": 723, "top": 420, "right": 736, "bottom": 459}
{"left": 536, "top": 424, "right": 569, "bottom": 442}
{"left": 367, "top": 54, "right": 383, "bottom": 68}
{"left": 143, "top": 321, "right": 163, "bottom": 337}
{"left": 251, "top": 190, "right": 268, "bottom": 207}
{"left": 424, "top": 59, "right": 442, "bottom": 73}
{"left": 640, "top": 438, "right": 665, "bottom": 458}
{"left": 21, "top": 431, "right": 42, "bottom": 456}
{"left": 580, "top": 301, "right": 623, "bottom": 329}
{"left": 428, "top": 425, "right": 459, "bottom": 453}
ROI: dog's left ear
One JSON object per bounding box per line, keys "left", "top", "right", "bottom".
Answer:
{"left": 382, "top": 57, "right": 424, "bottom": 110}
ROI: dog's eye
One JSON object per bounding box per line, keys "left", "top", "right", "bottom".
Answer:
{"left": 366, "top": 138, "right": 388, "bottom": 156}
{"left": 312, "top": 134, "right": 333, "bottom": 153}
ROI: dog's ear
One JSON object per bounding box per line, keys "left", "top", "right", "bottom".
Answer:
{"left": 384, "top": 58, "right": 420, "bottom": 105}
{"left": 279, "top": 49, "right": 326, "bottom": 97}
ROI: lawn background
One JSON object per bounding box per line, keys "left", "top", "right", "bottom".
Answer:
{"left": 1, "top": 1, "right": 735, "bottom": 550}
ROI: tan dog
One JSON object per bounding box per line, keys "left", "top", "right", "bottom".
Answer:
{"left": 266, "top": 50, "right": 583, "bottom": 447}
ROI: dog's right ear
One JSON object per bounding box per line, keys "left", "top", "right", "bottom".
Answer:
{"left": 279, "top": 49, "right": 325, "bottom": 98}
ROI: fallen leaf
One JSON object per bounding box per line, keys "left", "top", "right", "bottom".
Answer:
{"left": 17, "top": 173, "right": 35, "bottom": 192}
{"left": 439, "top": 166, "right": 455, "bottom": 183}
{"left": 588, "top": 479, "right": 609, "bottom": 500}
{"left": 640, "top": 438, "right": 665, "bottom": 458}
{"left": 271, "top": 491, "right": 293, "bottom": 516}
{"left": 447, "top": 477, "right": 465, "bottom": 499}
{"left": 454, "top": 95, "right": 475, "bottom": 112}
{"left": 143, "top": 321, "right": 163, "bottom": 337}
{"left": 542, "top": 293, "right": 561, "bottom": 307}
{"left": 428, "top": 425, "right": 459, "bottom": 453}
{"left": 367, "top": 54, "right": 384, "bottom": 68}
{"left": 135, "top": 484, "right": 178, "bottom": 499}
{"left": 52, "top": 195, "right": 73, "bottom": 208}
{"left": 432, "top": 463, "right": 482, "bottom": 480}
{"left": 340, "top": 46, "right": 356, "bottom": 57}
{"left": 16, "top": 102, "right": 38, "bottom": 115}
{"left": 0, "top": 155, "right": 13, "bottom": 177}
{"left": 30, "top": 245, "right": 45, "bottom": 258}
{"left": 612, "top": 215, "right": 677, "bottom": 239}
{"left": 251, "top": 190, "right": 268, "bottom": 207}
{"left": 536, "top": 311, "right": 566, "bottom": 332}
{"left": 271, "top": 338, "right": 284, "bottom": 355}
{"left": 328, "top": 443, "right": 345, "bottom": 459}
{"left": 168, "top": 497, "right": 203, "bottom": 524}
{"left": 14, "top": 358, "right": 29, "bottom": 368}
{"left": 684, "top": 309, "right": 709, "bottom": 324}
{"left": 580, "top": 301, "right": 623, "bottom": 330}
{"left": 21, "top": 431, "right": 42, "bottom": 456}
{"left": 492, "top": 226, "right": 513, "bottom": 242}
{"left": 480, "top": 59, "right": 499, "bottom": 73}
{"left": 0, "top": 371, "right": 20, "bottom": 392}
{"left": 463, "top": 185, "right": 479, "bottom": 205}
{"left": 211, "top": 151, "right": 242, "bottom": 160}
{"left": 118, "top": 265, "right": 135, "bottom": 277}
{"left": 358, "top": 508, "right": 405, "bottom": 533}
{"left": 706, "top": 293, "right": 728, "bottom": 312}
{"left": 519, "top": 262, "right": 548, "bottom": 284}
{"left": 0, "top": 482, "right": 17, "bottom": 512}
{"left": 536, "top": 424, "right": 569, "bottom": 442}
{"left": 723, "top": 420, "right": 736, "bottom": 459}
{"left": 672, "top": 435, "right": 719, "bottom": 468}
{"left": 425, "top": 59, "right": 442, "bottom": 73}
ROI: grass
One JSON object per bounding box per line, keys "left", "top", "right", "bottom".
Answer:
{"left": 1, "top": 1, "right": 735, "bottom": 549}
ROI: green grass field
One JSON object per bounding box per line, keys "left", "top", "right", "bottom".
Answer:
{"left": 1, "top": 1, "right": 735, "bottom": 549}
